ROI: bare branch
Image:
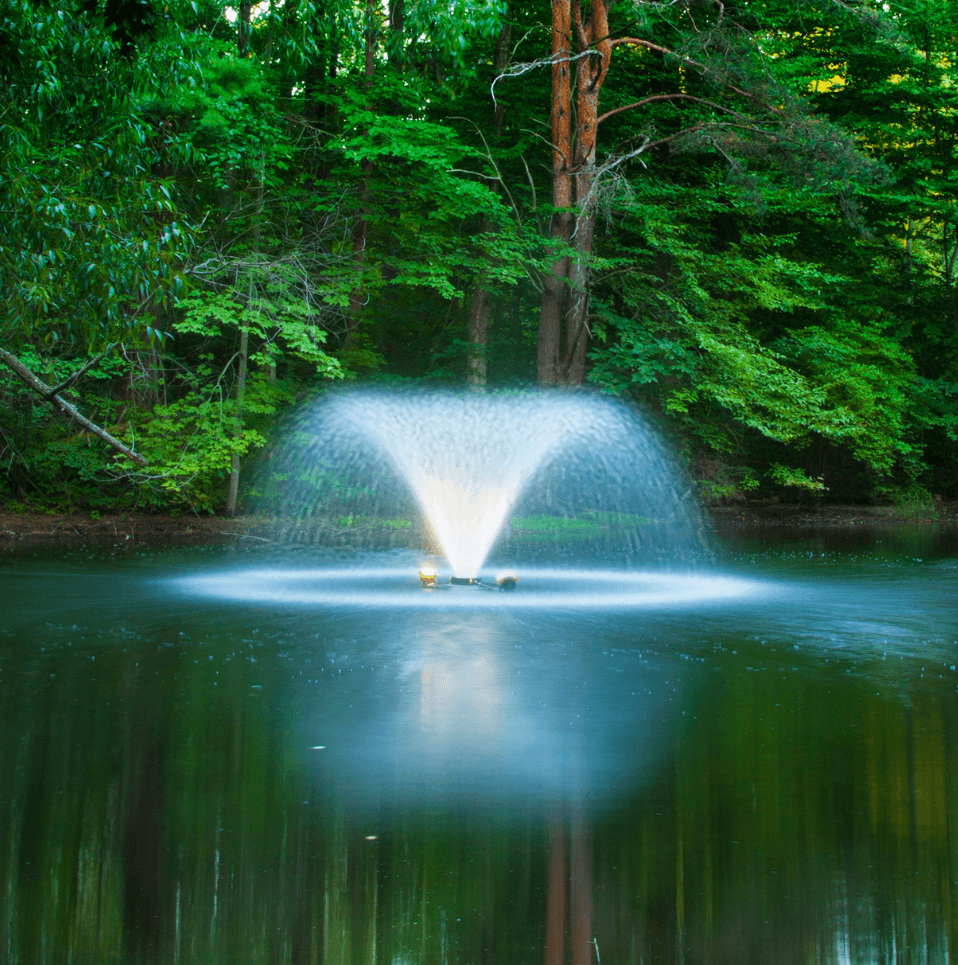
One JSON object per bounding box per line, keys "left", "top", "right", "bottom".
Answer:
{"left": 574, "top": 116, "right": 780, "bottom": 228}
{"left": 45, "top": 342, "right": 118, "bottom": 399}
{"left": 609, "top": 36, "right": 775, "bottom": 109}
{"left": 638, "top": 123, "right": 709, "bottom": 153}
{"left": 520, "top": 155, "right": 542, "bottom": 233}
{"left": 569, "top": 139, "right": 653, "bottom": 240}
{"left": 0, "top": 348, "right": 147, "bottom": 466}
{"left": 598, "top": 92, "right": 745, "bottom": 126}
{"left": 491, "top": 48, "right": 602, "bottom": 109}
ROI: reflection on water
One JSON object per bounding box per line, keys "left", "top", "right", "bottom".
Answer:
{"left": 0, "top": 529, "right": 956, "bottom": 964}
{"left": 298, "top": 609, "right": 677, "bottom": 809}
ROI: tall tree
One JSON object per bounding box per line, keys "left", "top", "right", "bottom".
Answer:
{"left": 466, "top": 7, "right": 514, "bottom": 388}
{"left": 532, "top": 0, "right": 878, "bottom": 385}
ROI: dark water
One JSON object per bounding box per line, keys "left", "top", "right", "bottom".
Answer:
{"left": 1, "top": 526, "right": 957, "bottom": 965}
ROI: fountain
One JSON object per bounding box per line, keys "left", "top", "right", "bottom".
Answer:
{"left": 175, "top": 386, "right": 766, "bottom": 825}
{"left": 252, "top": 386, "right": 715, "bottom": 582}
{"left": 184, "top": 385, "right": 765, "bottom": 610}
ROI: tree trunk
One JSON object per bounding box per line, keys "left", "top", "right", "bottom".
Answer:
{"left": 345, "top": 0, "right": 377, "bottom": 348}
{"left": 493, "top": 9, "right": 512, "bottom": 134}
{"left": 387, "top": 0, "right": 404, "bottom": 70}
{"left": 561, "top": 46, "right": 603, "bottom": 384}
{"left": 562, "top": 196, "right": 595, "bottom": 385}
{"left": 538, "top": 0, "right": 575, "bottom": 385}
{"left": 225, "top": 326, "right": 248, "bottom": 517}
{"left": 237, "top": 0, "right": 251, "bottom": 56}
{"left": 538, "top": 0, "right": 611, "bottom": 386}
{"left": 466, "top": 279, "right": 491, "bottom": 388}
{"left": 346, "top": 162, "right": 371, "bottom": 345}
{"left": 225, "top": 3, "right": 257, "bottom": 517}
{"left": 464, "top": 10, "right": 512, "bottom": 387}
{"left": 304, "top": 4, "right": 338, "bottom": 165}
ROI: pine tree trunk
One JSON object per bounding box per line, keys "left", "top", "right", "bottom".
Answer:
{"left": 562, "top": 92, "right": 599, "bottom": 384}
{"left": 537, "top": 0, "right": 574, "bottom": 385}
{"left": 538, "top": 0, "right": 611, "bottom": 386}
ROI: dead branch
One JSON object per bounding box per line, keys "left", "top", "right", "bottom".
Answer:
{"left": 45, "top": 342, "right": 118, "bottom": 399}
{"left": 491, "top": 48, "right": 602, "bottom": 108}
{"left": 0, "top": 347, "right": 147, "bottom": 466}
{"left": 608, "top": 36, "right": 777, "bottom": 110}
{"left": 597, "top": 92, "right": 746, "bottom": 126}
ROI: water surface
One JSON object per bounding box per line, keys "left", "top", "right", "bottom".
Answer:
{"left": 1, "top": 525, "right": 956, "bottom": 964}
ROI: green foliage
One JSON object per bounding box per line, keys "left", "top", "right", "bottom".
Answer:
{"left": 5, "top": 0, "right": 958, "bottom": 513}
{"left": 120, "top": 277, "right": 344, "bottom": 511}
{"left": 148, "top": 41, "right": 292, "bottom": 190}
{"left": 319, "top": 79, "right": 538, "bottom": 305}
{"left": 511, "top": 515, "right": 604, "bottom": 533}
{"left": 509, "top": 512, "right": 652, "bottom": 535}
{"left": 0, "top": 348, "right": 132, "bottom": 510}
{"left": 131, "top": 372, "right": 286, "bottom": 513}
{"left": 587, "top": 171, "right": 940, "bottom": 495}
{"left": 766, "top": 464, "right": 826, "bottom": 492}
{"left": 693, "top": 463, "right": 760, "bottom": 504}
{"left": 337, "top": 514, "right": 412, "bottom": 529}
{"left": 874, "top": 481, "right": 936, "bottom": 516}
{"left": 176, "top": 288, "right": 342, "bottom": 376}
{"left": 0, "top": 0, "right": 190, "bottom": 352}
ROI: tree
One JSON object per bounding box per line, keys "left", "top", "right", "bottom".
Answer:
{"left": 466, "top": 7, "right": 514, "bottom": 388}
{"left": 770, "top": 0, "right": 958, "bottom": 492}
{"left": 0, "top": 0, "right": 191, "bottom": 466}
{"left": 0, "top": 0, "right": 348, "bottom": 509}
{"left": 5, "top": 0, "right": 958, "bottom": 511}
{"left": 578, "top": 0, "right": 958, "bottom": 497}
{"left": 525, "top": 0, "right": 881, "bottom": 385}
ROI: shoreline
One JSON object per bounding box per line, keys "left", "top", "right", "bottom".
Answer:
{"left": 1, "top": 501, "right": 956, "bottom": 550}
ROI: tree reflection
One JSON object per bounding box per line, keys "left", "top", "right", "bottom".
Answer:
{"left": 544, "top": 815, "right": 594, "bottom": 965}
{"left": 1, "top": 607, "right": 957, "bottom": 964}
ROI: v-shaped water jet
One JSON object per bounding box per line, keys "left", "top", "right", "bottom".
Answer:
{"left": 258, "top": 387, "right": 709, "bottom": 575}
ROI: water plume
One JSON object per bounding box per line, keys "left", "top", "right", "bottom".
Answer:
{"left": 255, "top": 387, "right": 709, "bottom": 573}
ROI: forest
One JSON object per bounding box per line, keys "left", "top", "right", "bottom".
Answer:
{"left": 2, "top": 0, "right": 958, "bottom": 516}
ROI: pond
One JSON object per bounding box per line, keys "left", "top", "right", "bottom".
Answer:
{"left": 1, "top": 523, "right": 956, "bottom": 965}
